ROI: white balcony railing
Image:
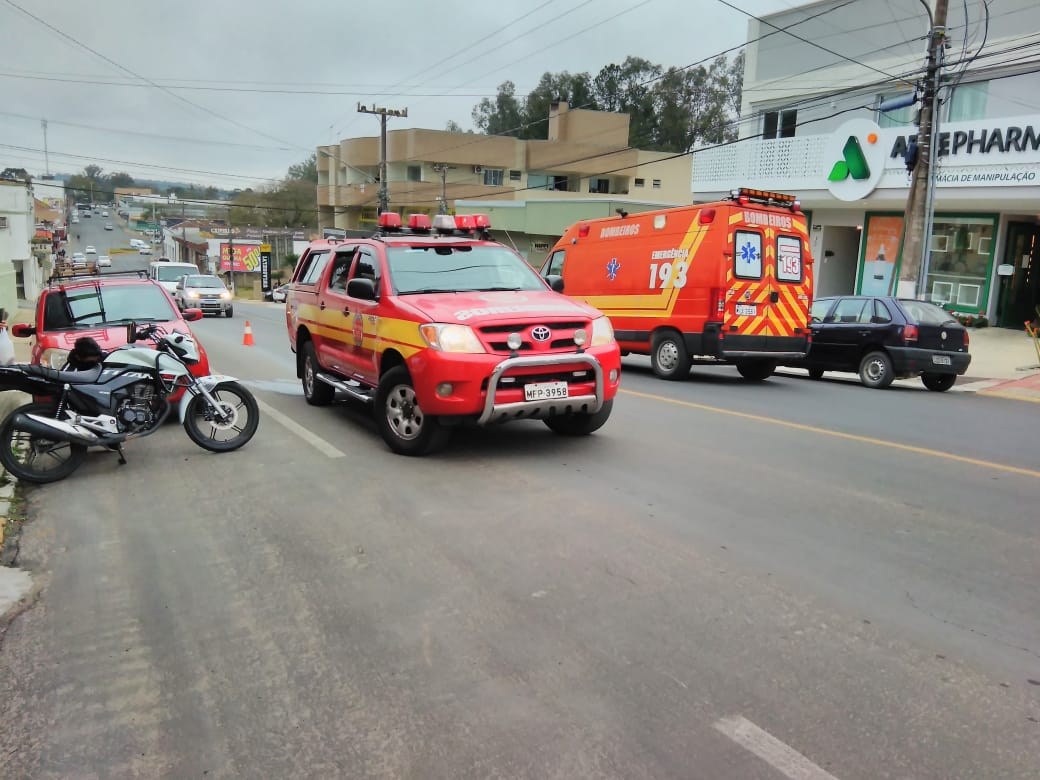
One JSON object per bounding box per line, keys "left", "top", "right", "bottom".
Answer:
{"left": 692, "top": 135, "right": 828, "bottom": 194}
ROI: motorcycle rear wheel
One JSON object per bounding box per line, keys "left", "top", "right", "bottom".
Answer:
{"left": 0, "top": 402, "right": 88, "bottom": 484}
{"left": 183, "top": 382, "right": 259, "bottom": 452}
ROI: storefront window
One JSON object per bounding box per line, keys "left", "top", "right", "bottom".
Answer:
{"left": 923, "top": 215, "right": 995, "bottom": 313}
{"left": 947, "top": 82, "right": 988, "bottom": 122}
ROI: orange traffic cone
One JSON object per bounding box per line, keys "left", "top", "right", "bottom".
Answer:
{"left": 242, "top": 320, "right": 255, "bottom": 346}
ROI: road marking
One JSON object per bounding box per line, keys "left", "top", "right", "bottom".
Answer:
{"left": 621, "top": 388, "right": 1040, "bottom": 480}
{"left": 979, "top": 388, "right": 1040, "bottom": 404}
{"left": 714, "top": 716, "right": 840, "bottom": 780}
{"left": 254, "top": 397, "right": 345, "bottom": 459}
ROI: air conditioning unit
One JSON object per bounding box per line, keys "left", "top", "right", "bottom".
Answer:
{"left": 472, "top": 165, "right": 483, "bottom": 174}
{"left": 0, "top": 216, "right": 8, "bottom": 230}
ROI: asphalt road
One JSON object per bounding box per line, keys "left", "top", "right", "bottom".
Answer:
{"left": 68, "top": 209, "right": 156, "bottom": 275}
{"left": 1, "top": 299, "right": 1037, "bottom": 779}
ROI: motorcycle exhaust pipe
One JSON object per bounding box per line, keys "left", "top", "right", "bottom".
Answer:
{"left": 13, "top": 413, "right": 100, "bottom": 446}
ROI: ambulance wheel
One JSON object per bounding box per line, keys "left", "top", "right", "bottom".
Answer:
{"left": 543, "top": 400, "right": 613, "bottom": 436}
{"left": 376, "top": 366, "right": 452, "bottom": 456}
{"left": 859, "top": 350, "right": 894, "bottom": 389}
{"left": 650, "top": 330, "right": 690, "bottom": 380}
{"left": 736, "top": 360, "right": 776, "bottom": 381}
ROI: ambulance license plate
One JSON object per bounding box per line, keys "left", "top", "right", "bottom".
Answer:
{"left": 524, "top": 381, "right": 568, "bottom": 401}
{"left": 735, "top": 303, "right": 757, "bottom": 316}
{"left": 932, "top": 354, "right": 951, "bottom": 365}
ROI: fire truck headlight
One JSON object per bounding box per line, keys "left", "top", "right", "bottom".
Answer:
{"left": 419, "top": 323, "right": 486, "bottom": 353}
{"left": 589, "top": 317, "right": 615, "bottom": 347}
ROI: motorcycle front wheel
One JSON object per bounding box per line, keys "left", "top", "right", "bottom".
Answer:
{"left": 183, "top": 381, "right": 259, "bottom": 452}
{"left": 0, "top": 402, "right": 88, "bottom": 484}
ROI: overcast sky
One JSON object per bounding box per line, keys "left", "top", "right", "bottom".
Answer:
{"left": 0, "top": 0, "right": 791, "bottom": 190}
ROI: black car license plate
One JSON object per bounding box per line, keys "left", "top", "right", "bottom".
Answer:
{"left": 932, "top": 354, "right": 952, "bottom": 366}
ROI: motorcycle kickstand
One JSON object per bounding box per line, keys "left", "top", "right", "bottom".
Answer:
{"left": 109, "top": 443, "right": 127, "bottom": 465}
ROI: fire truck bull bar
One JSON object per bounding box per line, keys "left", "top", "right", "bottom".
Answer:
{"left": 479, "top": 352, "right": 605, "bottom": 425}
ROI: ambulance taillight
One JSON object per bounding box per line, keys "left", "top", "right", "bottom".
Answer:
{"left": 698, "top": 208, "right": 716, "bottom": 225}
{"left": 578, "top": 223, "right": 590, "bottom": 238}
{"left": 709, "top": 287, "right": 724, "bottom": 320}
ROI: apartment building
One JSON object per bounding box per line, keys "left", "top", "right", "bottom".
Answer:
{"left": 0, "top": 177, "right": 37, "bottom": 311}
{"left": 692, "top": 0, "right": 1040, "bottom": 327}
{"left": 317, "top": 101, "right": 690, "bottom": 247}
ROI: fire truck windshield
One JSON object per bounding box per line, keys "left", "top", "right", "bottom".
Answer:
{"left": 387, "top": 245, "right": 546, "bottom": 295}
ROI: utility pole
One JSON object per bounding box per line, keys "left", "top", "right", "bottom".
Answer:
{"left": 432, "top": 163, "right": 454, "bottom": 214}
{"left": 357, "top": 103, "right": 408, "bottom": 215}
{"left": 897, "top": 0, "right": 948, "bottom": 297}
{"left": 226, "top": 208, "right": 235, "bottom": 295}
{"left": 41, "top": 119, "right": 50, "bottom": 176}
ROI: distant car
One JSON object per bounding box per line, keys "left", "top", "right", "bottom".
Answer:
{"left": 104, "top": 223, "right": 114, "bottom": 231}
{"left": 174, "top": 274, "right": 233, "bottom": 318}
{"left": 101, "top": 210, "right": 109, "bottom": 217}
{"left": 151, "top": 237, "right": 162, "bottom": 244}
{"left": 139, "top": 246, "right": 153, "bottom": 255}
{"left": 10, "top": 276, "right": 210, "bottom": 403}
{"left": 271, "top": 283, "right": 288, "bottom": 303}
{"left": 71, "top": 252, "right": 87, "bottom": 268}
{"left": 785, "top": 296, "right": 971, "bottom": 391}
{"left": 85, "top": 245, "right": 97, "bottom": 254}
{"left": 97, "top": 255, "right": 111, "bottom": 267}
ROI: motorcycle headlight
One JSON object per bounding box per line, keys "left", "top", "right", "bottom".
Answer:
{"left": 419, "top": 323, "right": 486, "bottom": 353}
{"left": 589, "top": 316, "right": 615, "bottom": 346}
{"left": 41, "top": 348, "right": 70, "bottom": 369}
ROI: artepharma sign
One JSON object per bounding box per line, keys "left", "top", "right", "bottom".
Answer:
{"left": 825, "top": 119, "right": 887, "bottom": 201}
{"left": 824, "top": 115, "right": 1040, "bottom": 199}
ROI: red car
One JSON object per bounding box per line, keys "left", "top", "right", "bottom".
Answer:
{"left": 11, "top": 274, "right": 210, "bottom": 401}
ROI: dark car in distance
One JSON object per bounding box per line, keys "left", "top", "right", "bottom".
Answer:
{"left": 787, "top": 296, "right": 971, "bottom": 391}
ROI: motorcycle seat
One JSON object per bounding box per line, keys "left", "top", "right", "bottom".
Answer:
{"left": 23, "top": 364, "right": 105, "bottom": 384}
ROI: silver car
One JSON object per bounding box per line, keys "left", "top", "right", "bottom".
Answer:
{"left": 174, "top": 274, "right": 234, "bottom": 318}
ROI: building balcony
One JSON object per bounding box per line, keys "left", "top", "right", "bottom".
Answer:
{"left": 692, "top": 135, "right": 825, "bottom": 196}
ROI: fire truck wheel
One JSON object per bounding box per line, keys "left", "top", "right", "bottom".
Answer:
{"left": 543, "top": 400, "right": 613, "bottom": 436}
{"left": 858, "top": 350, "right": 894, "bottom": 389}
{"left": 302, "top": 341, "right": 335, "bottom": 406}
{"left": 650, "top": 330, "right": 691, "bottom": 380}
{"left": 736, "top": 360, "right": 777, "bottom": 381}
{"left": 376, "top": 366, "right": 452, "bottom": 456}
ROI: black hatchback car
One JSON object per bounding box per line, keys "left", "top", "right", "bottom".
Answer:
{"left": 788, "top": 296, "right": 971, "bottom": 391}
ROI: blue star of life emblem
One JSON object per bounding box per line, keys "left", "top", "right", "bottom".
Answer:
{"left": 739, "top": 242, "right": 759, "bottom": 263}
{"left": 606, "top": 257, "right": 621, "bottom": 281}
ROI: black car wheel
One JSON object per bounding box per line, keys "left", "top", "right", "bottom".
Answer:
{"left": 921, "top": 372, "right": 956, "bottom": 392}
{"left": 736, "top": 360, "right": 777, "bottom": 381}
{"left": 650, "top": 330, "right": 690, "bottom": 380}
{"left": 859, "top": 350, "right": 894, "bottom": 389}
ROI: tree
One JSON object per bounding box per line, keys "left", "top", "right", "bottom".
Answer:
{"left": 472, "top": 80, "right": 524, "bottom": 136}
{"left": 108, "top": 171, "right": 135, "bottom": 188}
{"left": 445, "top": 120, "right": 471, "bottom": 133}
{"left": 287, "top": 154, "right": 318, "bottom": 183}
{"left": 592, "top": 57, "right": 662, "bottom": 147}
{"left": 83, "top": 164, "right": 103, "bottom": 181}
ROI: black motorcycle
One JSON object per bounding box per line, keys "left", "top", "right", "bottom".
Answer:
{"left": 0, "top": 322, "right": 259, "bottom": 484}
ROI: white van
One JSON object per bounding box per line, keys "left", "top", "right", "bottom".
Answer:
{"left": 130, "top": 238, "right": 145, "bottom": 249}
{"left": 149, "top": 261, "right": 199, "bottom": 295}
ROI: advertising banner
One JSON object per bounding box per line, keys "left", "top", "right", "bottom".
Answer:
{"left": 219, "top": 243, "right": 262, "bottom": 273}
{"left": 260, "top": 244, "right": 272, "bottom": 291}
{"left": 860, "top": 215, "right": 903, "bottom": 296}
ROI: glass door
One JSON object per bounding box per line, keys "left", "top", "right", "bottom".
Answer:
{"left": 997, "top": 222, "right": 1040, "bottom": 328}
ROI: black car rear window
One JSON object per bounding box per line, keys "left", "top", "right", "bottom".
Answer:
{"left": 899, "top": 300, "right": 957, "bottom": 325}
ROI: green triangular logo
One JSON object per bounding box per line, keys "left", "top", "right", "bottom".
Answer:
{"left": 828, "top": 136, "right": 871, "bottom": 181}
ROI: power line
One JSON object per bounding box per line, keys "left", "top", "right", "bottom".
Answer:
{"left": 715, "top": 0, "right": 910, "bottom": 85}
{"left": 326, "top": 0, "right": 560, "bottom": 139}
{"left": 0, "top": 71, "right": 506, "bottom": 97}
{"left": 1, "top": 0, "right": 310, "bottom": 155}
{"left": 0, "top": 110, "right": 293, "bottom": 152}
